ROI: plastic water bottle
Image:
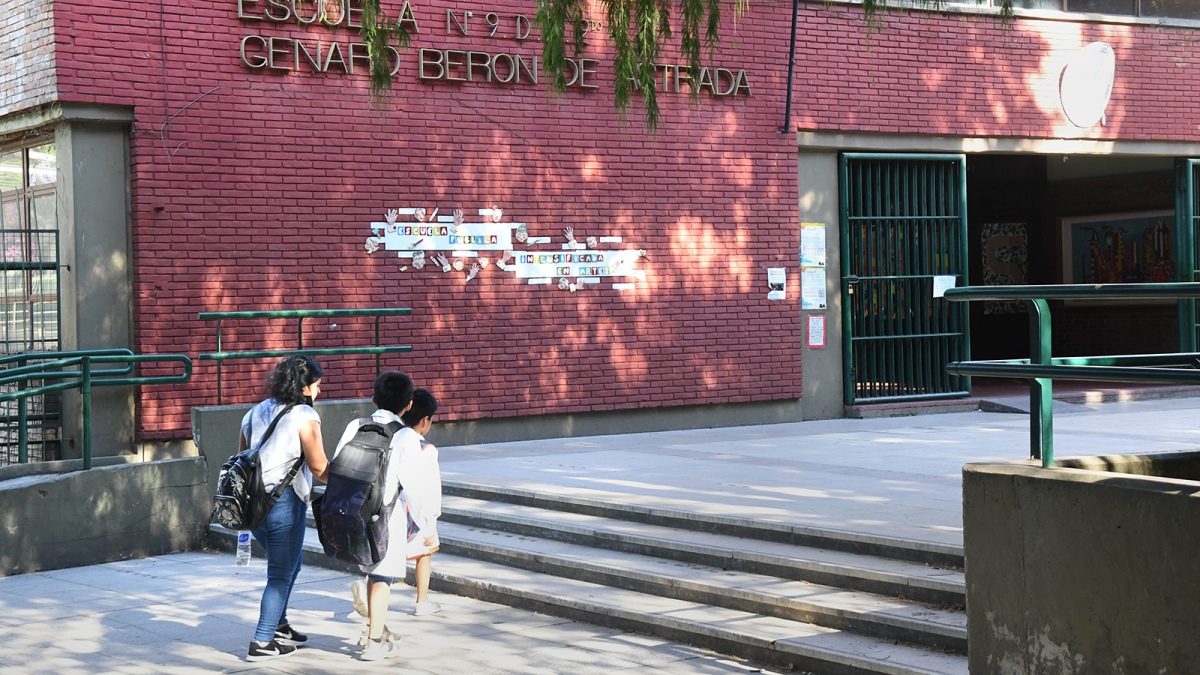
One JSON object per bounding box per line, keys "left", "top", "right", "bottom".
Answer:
{"left": 235, "top": 531, "right": 251, "bottom": 566}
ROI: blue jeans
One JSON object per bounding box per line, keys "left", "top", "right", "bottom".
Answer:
{"left": 250, "top": 488, "right": 307, "bottom": 642}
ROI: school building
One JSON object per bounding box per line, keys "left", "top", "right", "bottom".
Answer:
{"left": 3, "top": 0, "right": 1200, "bottom": 462}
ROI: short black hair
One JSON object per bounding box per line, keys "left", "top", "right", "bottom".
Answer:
{"left": 401, "top": 388, "right": 438, "bottom": 427}
{"left": 373, "top": 371, "right": 415, "bottom": 414}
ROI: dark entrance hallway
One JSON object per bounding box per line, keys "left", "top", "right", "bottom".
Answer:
{"left": 965, "top": 154, "right": 1179, "bottom": 365}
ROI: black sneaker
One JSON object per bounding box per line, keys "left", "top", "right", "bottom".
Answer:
{"left": 274, "top": 623, "right": 308, "bottom": 645}
{"left": 247, "top": 639, "right": 298, "bottom": 661}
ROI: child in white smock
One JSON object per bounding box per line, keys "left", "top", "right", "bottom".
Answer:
{"left": 398, "top": 388, "right": 442, "bottom": 615}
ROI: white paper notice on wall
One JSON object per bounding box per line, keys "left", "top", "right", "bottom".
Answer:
{"left": 800, "top": 223, "right": 826, "bottom": 267}
{"left": 807, "top": 315, "right": 826, "bottom": 349}
{"left": 801, "top": 266, "right": 826, "bottom": 310}
{"left": 767, "top": 267, "right": 786, "bottom": 301}
{"left": 932, "top": 275, "right": 957, "bottom": 298}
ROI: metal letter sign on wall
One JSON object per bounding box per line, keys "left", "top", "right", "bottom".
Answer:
{"left": 839, "top": 154, "right": 971, "bottom": 405}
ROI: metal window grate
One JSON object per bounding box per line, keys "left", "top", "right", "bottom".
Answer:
{"left": 0, "top": 138, "right": 61, "bottom": 466}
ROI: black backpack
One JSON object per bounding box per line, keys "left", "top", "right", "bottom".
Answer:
{"left": 313, "top": 419, "right": 403, "bottom": 565}
{"left": 211, "top": 404, "right": 299, "bottom": 531}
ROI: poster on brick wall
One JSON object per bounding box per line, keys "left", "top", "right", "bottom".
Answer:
{"left": 365, "top": 207, "right": 649, "bottom": 293}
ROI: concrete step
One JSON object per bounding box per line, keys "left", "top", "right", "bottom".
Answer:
{"left": 428, "top": 552, "right": 967, "bottom": 675}
{"left": 210, "top": 517, "right": 967, "bottom": 674}
{"left": 844, "top": 399, "right": 982, "bottom": 420}
{"left": 444, "top": 480, "right": 963, "bottom": 568}
{"left": 441, "top": 495, "right": 965, "bottom": 607}
{"left": 439, "top": 520, "right": 967, "bottom": 653}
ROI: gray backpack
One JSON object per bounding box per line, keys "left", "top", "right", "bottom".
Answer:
{"left": 312, "top": 419, "right": 403, "bottom": 565}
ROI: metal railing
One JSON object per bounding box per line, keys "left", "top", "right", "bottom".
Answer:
{"left": 0, "top": 350, "right": 192, "bottom": 469}
{"left": 198, "top": 308, "right": 412, "bottom": 404}
{"left": 943, "top": 283, "right": 1200, "bottom": 467}
{"left": 1, "top": 348, "right": 124, "bottom": 464}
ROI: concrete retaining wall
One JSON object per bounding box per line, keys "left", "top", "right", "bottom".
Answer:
{"left": 0, "top": 457, "right": 211, "bottom": 577}
{"left": 191, "top": 399, "right": 377, "bottom": 493}
{"left": 963, "top": 453, "right": 1200, "bottom": 675}
{"left": 191, "top": 397, "right": 807, "bottom": 493}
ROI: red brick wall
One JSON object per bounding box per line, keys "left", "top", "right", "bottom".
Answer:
{"left": 791, "top": 5, "right": 1200, "bottom": 140}
{"left": 51, "top": 0, "right": 801, "bottom": 438}
{"left": 48, "top": 1, "right": 1200, "bottom": 438}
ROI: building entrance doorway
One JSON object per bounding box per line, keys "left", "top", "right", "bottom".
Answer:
{"left": 966, "top": 154, "right": 1186, "bottom": 369}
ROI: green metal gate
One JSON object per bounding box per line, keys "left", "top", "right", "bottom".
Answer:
{"left": 839, "top": 153, "right": 970, "bottom": 405}
{"left": 1176, "top": 158, "right": 1200, "bottom": 351}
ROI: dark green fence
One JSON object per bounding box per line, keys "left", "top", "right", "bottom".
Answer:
{"left": 1177, "top": 158, "right": 1200, "bottom": 351}
{"left": 839, "top": 153, "right": 971, "bottom": 404}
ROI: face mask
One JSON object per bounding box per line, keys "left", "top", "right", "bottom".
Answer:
{"left": 304, "top": 395, "right": 314, "bottom": 406}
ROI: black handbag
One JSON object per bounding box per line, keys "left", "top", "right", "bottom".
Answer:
{"left": 211, "top": 404, "right": 301, "bottom": 530}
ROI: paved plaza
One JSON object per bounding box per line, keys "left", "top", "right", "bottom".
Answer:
{"left": 2, "top": 395, "right": 1197, "bottom": 673}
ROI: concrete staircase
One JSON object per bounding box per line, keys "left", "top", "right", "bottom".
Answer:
{"left": 211, "top": 480, "right": 967, "bottom": 675}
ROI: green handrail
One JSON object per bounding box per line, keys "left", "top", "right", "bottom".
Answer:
{"left": 0, "top": 348, "right": 136, "bottom": 371}
{"left": 1, "top": 350, "right": 132, "bottom": 466}
{"left": 943, "top": 283, "right": 1200, "bottom": 467}
{"left": 197, "top": 308, "right": 413, "bottom": 404}
{"left": 0, "top": 351, "right": 192, "bottom": 469}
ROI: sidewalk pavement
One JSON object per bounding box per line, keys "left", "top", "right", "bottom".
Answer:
{"left": 0, "top": 552, "right": 777, "bottom": 674}
{"left": 3, "top": 396, "right": 1198, "bottom": 673}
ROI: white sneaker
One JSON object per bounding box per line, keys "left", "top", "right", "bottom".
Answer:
{"left": 357, "top": 625, "right": 400, "bottom": 647}
{"left": 350, "top": 579, "right": 368, "bottom": 618}
{"left": 413, "top": 600, "right": 441, "bottom": 616}
{"left": 359, "top": 635, "right": 400, "bottom": 661}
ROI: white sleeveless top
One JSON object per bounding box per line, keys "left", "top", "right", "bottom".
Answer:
{"left": 240, "top": 399, "right": 321, "bottom": 503}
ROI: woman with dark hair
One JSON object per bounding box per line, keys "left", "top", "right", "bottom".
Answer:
{"left": 240, "top": 354, "right": 329, "bottom": 662}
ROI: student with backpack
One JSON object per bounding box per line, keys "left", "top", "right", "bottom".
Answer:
{"left": 398, "top": 388, "right": 442, "bottom": 616}
{"left": 241, "top": 355, "right": 328, "bottom": 662}
{"left": 326, "top": 370, "right": 419, "bottom": 661}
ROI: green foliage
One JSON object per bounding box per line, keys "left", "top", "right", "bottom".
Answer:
{"left": 360, "top": 0, "right": 412, "bottom": 106}
{"left": 861, "top": 0, "right": 1014, "bottom": 30}
{"left": 353, "top": 0, "right": 1016, "bottom": 125}
{"left": 537, "top": 0, "right": 724, "bottom": 130}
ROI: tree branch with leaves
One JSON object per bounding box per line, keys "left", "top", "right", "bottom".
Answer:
{"left": 355, "top": 0, "right": 1015, "bottom": 125}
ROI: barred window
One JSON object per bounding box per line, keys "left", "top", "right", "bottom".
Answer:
{"left": 1, "top": 133, "right": 61, "bottom": 465}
